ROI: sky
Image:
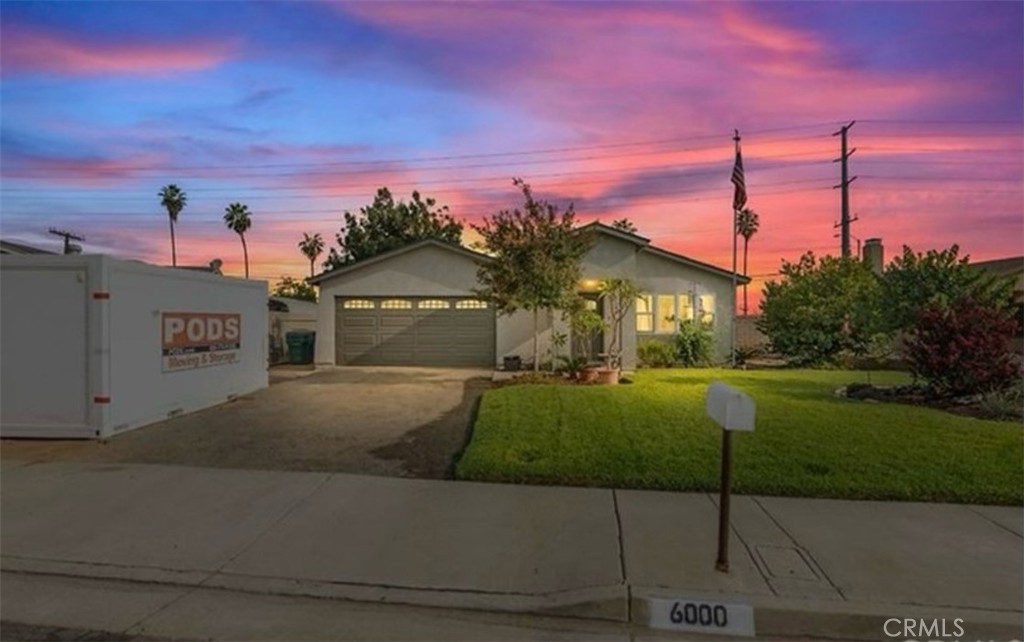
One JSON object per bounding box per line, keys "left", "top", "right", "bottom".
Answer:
{"left": 1, "top": 1, "right": 1022, "bottom": 307}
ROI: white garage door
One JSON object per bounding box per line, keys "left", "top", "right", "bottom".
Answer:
{"left": 335, "top": 297, "right": 495, "bottom": 367}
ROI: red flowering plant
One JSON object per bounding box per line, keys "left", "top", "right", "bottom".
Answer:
{"left": 905, "top": 297, "right": 1020, "bottom": 397}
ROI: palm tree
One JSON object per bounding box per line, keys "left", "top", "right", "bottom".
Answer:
{"left": 159, "top": 184, "right": 187, "bottom": 267}
{"left": 298, "top": 232, "right": 324, "bottom": 279}
{"left": 223, "top": 202, "right": 253, "bottom": 278}
{"left": 735, "top": 207, "right": 760, "bottom": 315}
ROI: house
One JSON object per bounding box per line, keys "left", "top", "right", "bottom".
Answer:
{"left": 310, "top": 222, "right": 748, "bottom": 369}
{"left": 971, "top": 256, "right": 1024, "bottom": 306}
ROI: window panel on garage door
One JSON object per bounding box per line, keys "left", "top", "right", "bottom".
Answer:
{"left": 335, "top": 297, "right": 494, "bottom": 367}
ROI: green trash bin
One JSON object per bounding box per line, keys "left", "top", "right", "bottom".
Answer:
{"left": 285, "top": 330, "right": 316, "bottom": 364}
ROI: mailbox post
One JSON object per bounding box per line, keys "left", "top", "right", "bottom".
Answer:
{"left": 705, "top": 382, "right": 755, "bottom": 572}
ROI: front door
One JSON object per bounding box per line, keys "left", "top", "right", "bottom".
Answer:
{"left": 580, "top": 294, "right": 604, "bottom": 363}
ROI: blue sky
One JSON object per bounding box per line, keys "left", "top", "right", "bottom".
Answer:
{"left": 1, "top": 1, "right": 1021, "bottom": 293}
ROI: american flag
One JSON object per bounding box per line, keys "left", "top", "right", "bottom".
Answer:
{"left": 731, "top": 140, "right": 747, "bottom": 212}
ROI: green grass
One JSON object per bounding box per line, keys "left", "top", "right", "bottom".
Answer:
{"left": 456, "top": 369, "right": 1024, "bottom": 504}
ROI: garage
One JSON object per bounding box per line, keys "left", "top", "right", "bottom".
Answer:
{"left": 311, "top": 240, "right": 500, "bottom": 368}
{"left": 336, "top": 297, "right": 494, "bottom": 367}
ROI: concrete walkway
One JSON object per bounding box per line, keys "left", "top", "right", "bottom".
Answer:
{"left": 2, "top": 461, "right": 1021, "bottom": 640}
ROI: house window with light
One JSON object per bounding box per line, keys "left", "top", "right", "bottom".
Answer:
{"left": 636, "top": 295, "right": 653, "bottom": 332}
{"left": 699, "top": 294, "right": 715, "bottom": 325}
{"left": 637, "top": 291, "right": 699, "bottom": 334}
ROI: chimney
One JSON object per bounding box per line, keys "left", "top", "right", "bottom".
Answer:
{"left": 863, "top": 238, "right": 884, "bottom": 275}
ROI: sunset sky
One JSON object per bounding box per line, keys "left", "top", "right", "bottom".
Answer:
{"left": 2, "top": 1, "right": 1021, "bottom": 306}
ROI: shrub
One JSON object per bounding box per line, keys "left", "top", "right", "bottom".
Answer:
{"left": 758, "top": 253, "right": 882, "bottom": 366}
{"left": 979, "top": 380, "right": 1024, "bottom": 421}
{"left": 905, "top": 297, "right": 1019, "bottom": 396}
{"left": 675, "top": 320, "right": 714, "bottom": 366}
{"left": 731, "top": 345, "right": 763, "bottom": 366}
{"left": 638, "top": 339, "right": 676, "bottom": 368}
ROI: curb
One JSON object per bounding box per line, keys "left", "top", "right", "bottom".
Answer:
{"left": 5, "top": 558, "right": 1021, "bottom": 640}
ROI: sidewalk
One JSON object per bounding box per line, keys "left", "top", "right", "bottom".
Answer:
{"left": 2, "top": 460, "right": 1021, "bottom": 640}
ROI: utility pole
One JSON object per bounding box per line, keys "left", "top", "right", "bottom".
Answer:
{"left": 832, "top": 121, "right": 857, "bottom": 258}
{"left": 48, "top": 228, "right": 84, "bottom": 254}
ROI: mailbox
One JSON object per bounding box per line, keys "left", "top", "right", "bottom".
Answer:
{"left": 705, "top": 381, "right": 755, "bottom": 432}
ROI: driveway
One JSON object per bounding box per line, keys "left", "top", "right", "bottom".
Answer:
{"left": 0, "top": 367, "right": 492, "bottom": 478}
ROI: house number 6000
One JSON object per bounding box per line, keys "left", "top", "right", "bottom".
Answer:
{"left": 669, "top": 601, "right": 729, "bottom": 628}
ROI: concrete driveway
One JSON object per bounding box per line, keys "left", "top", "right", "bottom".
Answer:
{"left": 0, "top": 367, "right": 492, "bottom": 478}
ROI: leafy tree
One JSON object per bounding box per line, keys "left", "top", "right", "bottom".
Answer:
{"left": 474, "top": 178, "right": 593, "bottom": 371}
{"left": 223, "top": 202, "right": 253, "bottom": 278}
{"left": 758, "top": 252, "right": 882, "bottom": 366}
{"left": 272, "top": 276, "right": 317, "bottom": 302}
{"left": 735, "top": 207, "right": 760, "bottom": 315}
{"left": 905, "top": 297, "right": 1019, "bottom": 396}
{"left": 298, "top": 232, "right": 324, "bottom": 278}
{"left": 881, "top": 244, "right": 1014, "bottom": 333}
{"left": 158, "top": 184, "right": 187, "bottom": 267}
{"left": 325, "top": 187, "right": 462, "bottom": 269}
{"left": 611, "top": 218, "right": 638, "bottom": 234}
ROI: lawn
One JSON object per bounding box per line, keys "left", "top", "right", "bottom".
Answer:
{"left": 456, "top": 369, "right": 1023, "bottom": 504}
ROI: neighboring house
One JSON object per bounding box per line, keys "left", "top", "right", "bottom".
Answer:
{"left": 0, "top": 239, "right": 58, "bottom": 255}
{"left": 174, "top": 258, "right": 224, "bottom": 275}
{"left": 971, "top": 256, "right": 1024, "bottom": 306}
{"left": 310, "top": 222, "right": 748, "bottom": 369}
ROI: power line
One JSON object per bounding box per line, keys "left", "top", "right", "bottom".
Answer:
{"left": 0, "top": 155, "right": 837, "bottom": 192}
{"left": 0, "top": 125, "right": 842, "bottom": 175}
{"left": 858, "top": 119, "right": 1023, "bottom": 126}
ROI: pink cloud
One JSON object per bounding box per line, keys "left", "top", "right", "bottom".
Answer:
{"left": 1, "top": 25, "right": 234, "bottom": 76}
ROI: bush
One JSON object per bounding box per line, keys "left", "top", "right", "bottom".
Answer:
{"left": 758, "top": 253, "right": 882, "bottom": 366}
{"left": 675, "top": 321, "right": 714, "bottom": 366}
{"left": 731, "top": 345, "right": 763, "bottom": 366}
{"left": 979, "top": 380, "right": 1024, "bottom": 421}
{"left": 638, "top": 340, "right": 676, "bottom": 368}
{"left": 905, "top": 297, "right": 1020, "bottom": 396}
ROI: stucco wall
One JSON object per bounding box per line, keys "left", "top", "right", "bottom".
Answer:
{"left": 314, "top": 235, "right": 738, "bottom": 369}
{"left": 634, "top": 251, "right": 736, "bottom": 363}
{"left": 314, "top": 244, "right": 486, "bottom": 364}
{"left": 489, "top": 235, "right": 737, "bottom": 369}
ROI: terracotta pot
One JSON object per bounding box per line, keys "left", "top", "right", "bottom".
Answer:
{"left": 579, "top": 366, "right": 601, "bottom": 383}
{"left": 593, "top": 367, "right": 620, "bottom": 385}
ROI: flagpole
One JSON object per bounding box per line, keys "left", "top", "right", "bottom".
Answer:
{"left": 730, "top": 130, "right": 740, "bottom": 368}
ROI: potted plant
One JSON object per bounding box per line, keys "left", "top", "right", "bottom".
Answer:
{"left": 596, "top": 278, "right": 641, "bottom": 384}
{"left": 566, "top": 303, "right": 606, "bottom": 383}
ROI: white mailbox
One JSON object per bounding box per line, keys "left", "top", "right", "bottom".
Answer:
{"left": 705, "top": 382, "right": 755, "bottom": 432}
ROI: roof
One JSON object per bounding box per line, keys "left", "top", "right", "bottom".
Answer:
{"left": 971, "top": 256, "right": 1024, "bottom": 277}
{"left": 310, "top": 227, "right": 749, "bottom": 286}
{"left": 579, "top": 221, "right": 651, "bottom": 246}
{"left": 584, "top": 222, "right": 750, "bottom": 283}
{"left": 0, "top": 239, "right": 57, "bottom": 255}
{"left": 309, "top": 239, "right": 492, "bottom": 285}
{"left": 641, "top": 245, "right": 752, "bottom": 284}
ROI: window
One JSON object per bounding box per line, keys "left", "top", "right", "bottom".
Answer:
{"left": 636, "top": 295, "right": 653, "bottom": 332}
{"left": 343, "top": 299, "right": 375, "bottom": 309}
{"left": 656, "top": 294, "right": 676, "bottom": 333}
{"left": 418, "top": 299, "right": 449, "bottom": 309}
{"left": 677, "top": 294, "right": 695, "bottom": 322}
{"left": 380, "top": 299, "right": 412, "bottom": 309}
{"left": 699, "top": 294, "right": 715, "bottom": 325}
{"left": 455, "top": 299, "right": 488, "bottom": 309}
